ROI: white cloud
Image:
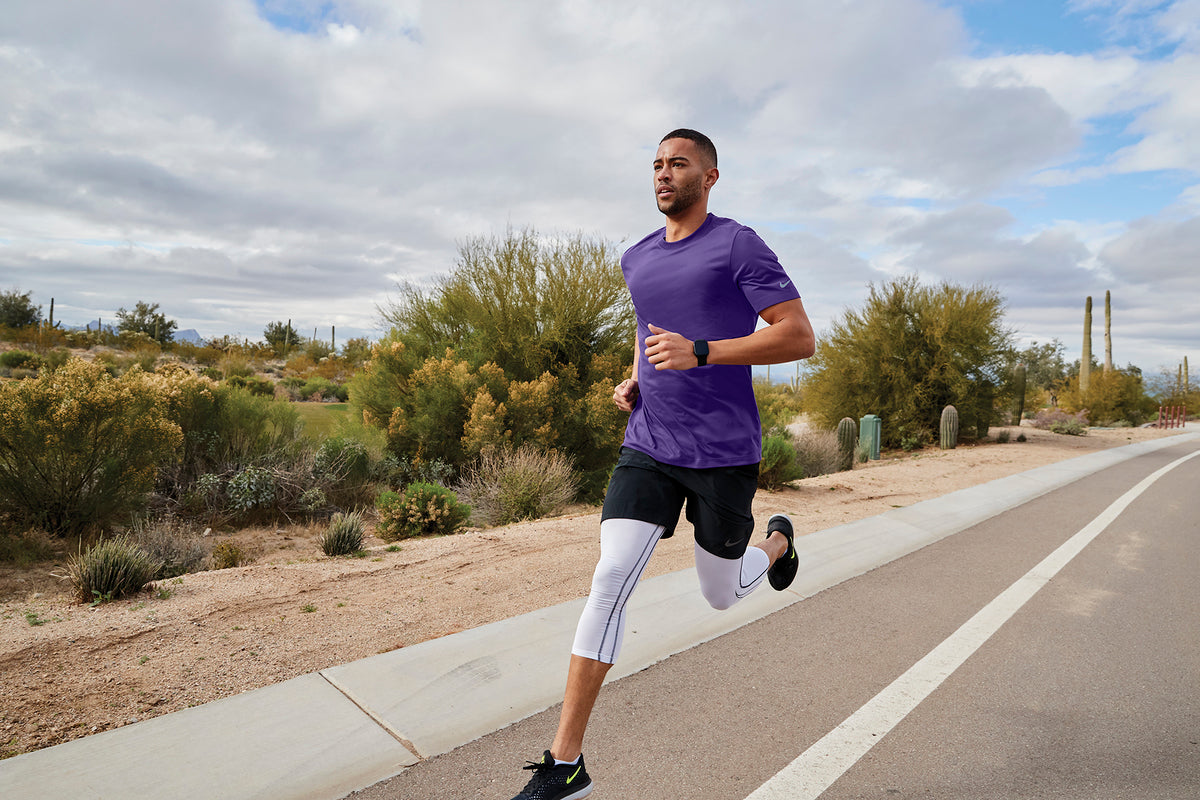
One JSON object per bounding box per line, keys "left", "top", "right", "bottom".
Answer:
{"left": 0, "top": 0, "right": 1196, "bottom": 372}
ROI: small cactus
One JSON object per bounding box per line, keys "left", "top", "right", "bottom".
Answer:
{"left": 837, "top": 417, "right": 857, "bottom": 471}
{"left": 940, "top": 405, "right": 959, "bottom": 450}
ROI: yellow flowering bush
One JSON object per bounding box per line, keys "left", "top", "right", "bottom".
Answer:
{"left": 375, "top": 483, "right": 470, "bottom": 541}
{"left": 0, "top": 358, "right": 183, "bottom": 536}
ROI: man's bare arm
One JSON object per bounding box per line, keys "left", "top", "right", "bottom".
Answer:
{"left": 644, "top": 297, "right": 815, "bottom": 371}
{"left": 613, "top": 334, "right": 640, "bottom": 411}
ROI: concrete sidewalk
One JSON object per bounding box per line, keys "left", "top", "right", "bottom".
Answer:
{"left": 2, "top": 432, "right": 1195, "bottom": 800}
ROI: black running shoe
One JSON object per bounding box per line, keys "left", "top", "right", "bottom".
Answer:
{"left": 766, "top": 513, "right": 798, "bottom": 591}
{"left": 510, "top": 750, "right": 593, "bottom": 800}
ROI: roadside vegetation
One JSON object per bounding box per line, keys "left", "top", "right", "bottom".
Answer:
{"left": 1, "top": 252, "right": 1193, "bottom": 604}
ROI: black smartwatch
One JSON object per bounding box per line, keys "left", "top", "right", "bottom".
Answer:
{"left": 693, "top": 339, "right": 709, "bottom": 367}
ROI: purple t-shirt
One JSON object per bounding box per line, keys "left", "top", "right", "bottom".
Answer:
{"left": 621, "top": 213, "right": 800, "bottom": 468}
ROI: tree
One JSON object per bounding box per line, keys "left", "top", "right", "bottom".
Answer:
{"left": 354, "top": 228, "right": 635, "bottom": 498}
{"left": 380, "top": 228, "right": 634, "bottom": 383}
{"left": 802, "top": 277, "right": 1013, "bottom": 446}
{"left": 263, "top": 321, "right": 301, "bottom": 357}
{"left": 1011, "top": 339, "right": 1068, "bottom": 393}
{"left": 0, "top": 289, "right": 42, "bottom": 329}
{"left": 116, "top": 301, "right": 178, "bottom": 344}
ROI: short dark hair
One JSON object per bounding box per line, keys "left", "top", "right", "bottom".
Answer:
{"left": 660, "top": 128, "right": 717, "bottom": 168}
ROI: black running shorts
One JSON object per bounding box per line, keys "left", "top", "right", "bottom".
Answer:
{"left": 601, "top": 446, "right": 759, "bottom": 559}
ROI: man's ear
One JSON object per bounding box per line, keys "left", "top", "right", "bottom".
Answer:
{"left": 705, "top": 167, "right": 719, "bottom": 190}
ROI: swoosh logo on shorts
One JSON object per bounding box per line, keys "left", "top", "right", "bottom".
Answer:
{"left": 723, "top": 537, "right": 743, "bottom": 548}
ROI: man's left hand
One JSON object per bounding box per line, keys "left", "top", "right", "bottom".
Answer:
{"left": 645, "top": 324, "right": 699, "bottom": 370}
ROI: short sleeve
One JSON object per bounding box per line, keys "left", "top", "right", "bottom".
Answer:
{"left": 730, "top": 227, "right": 800, "bottom": 313}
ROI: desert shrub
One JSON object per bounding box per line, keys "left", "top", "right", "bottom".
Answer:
{"left": 319, "top": 510, "right": 365, "bottom": 556}
{"left": 1031, "top": 408, "right": 1089, "bottom": 434}
{"left": 372, "top": 453, "right": 454, "bottom": 490}
{"left": 1050, "top": 419, "right": 1087, "bottom": 436}
{"left": 127, "top": 517, "right": 210, "bottom": 579}
{"left": 0, "top": 359, "right": 183, "bottom": 536}
{"left": 225, "top": 374, "right": 275, "bottom": 397}
{"left": 69, "top": 536, "right": 161, "bottom": 604}
{"left": 219, "top": 353, "right": 253, "bottom": 379}
{"left": 312, "top": 437, "right": 374, "bottom": 507}
{"left": 356, "top": 229, "right": 635, "bottom": 501}
{"left": 1017, "top": 432, "right": 1027, "bottom": 442}
{"left": 759, "top": 434, "right": 802, "bottom": 490}
{"left": 226, "top": 466, "right": 276, "bottom": 512}
{"left": 996, "top": 429, "right": 1011, "bottom": 443}
{"left": 456, "top": 444, "right": 578, "bottom": 527}
{"left": 157, "top": 375, "right": 303, "bottom": 495}
{"left": 375, "top": 483, "right": 471, "bottom": 541}
{"left": 209, "top": 540, "right": 245, "bottom": 569}
{"left": 791, "top": 429, "right": 842, "bottom": 479}
{"left": 803, "top": 277, "right": 1012, "bottom": 449}
{"left": 754, "top": 379, "right": 804, "bottom": 436}
{"left": 0, "top": 350, "right": 42, "bottom": 370}
{"left": 129, "top": 515, "right": 211, "bottom": 578}
{"left": 1059, "top": 368, "right": 1156, "bottom": 427}
{"left": 300, "top": 376, "right": 339, "bottom": 401}
{"left": 297, "top": 488, "right": 325, "bottom": 513}
{"left": 0, "top": 529, "right": 56, "bottom": 567}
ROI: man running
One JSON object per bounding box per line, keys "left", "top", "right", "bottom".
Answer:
{"left": 510, "top": 128, "right": 816, "bottom": 800}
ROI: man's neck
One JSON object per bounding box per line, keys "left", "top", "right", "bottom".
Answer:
{"left": 664, "top": 206, "right": 710, "bottom": 242}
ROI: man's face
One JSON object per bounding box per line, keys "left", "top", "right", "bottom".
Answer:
{"left": 653, "top": 138, "right": 713, "bottom": 217}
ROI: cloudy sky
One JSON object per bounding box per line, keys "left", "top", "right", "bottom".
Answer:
{"left": 2, "top": 0, "right": 1197, "bottom": 379}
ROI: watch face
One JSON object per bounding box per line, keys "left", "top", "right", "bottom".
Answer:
{"left": 694, "top": 340, "right": 709, "bottom": 356}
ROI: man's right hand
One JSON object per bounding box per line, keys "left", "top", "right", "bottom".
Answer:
{"left": 613, "top": 378, "right": 639, "bottom": 412}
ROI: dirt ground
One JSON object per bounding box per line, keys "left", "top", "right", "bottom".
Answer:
{"left": 0, "top": 424, "right": 1187, "bottom": 759}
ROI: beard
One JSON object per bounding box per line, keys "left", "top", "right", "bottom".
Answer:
{"left": 655, "top": 173, "right": 704, "bottom": 216}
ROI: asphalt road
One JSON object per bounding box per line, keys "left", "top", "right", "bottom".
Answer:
{"left": 353, "top": 438, "right": 1200, "bottom": 800}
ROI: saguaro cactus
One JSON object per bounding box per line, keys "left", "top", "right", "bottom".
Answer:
{"left": 940, "top": 405, "right": 959, "bottom": 450}
{"left": 1104, "top": 290, "right": 1113, "bottom": 372}
{"left": 837, "top": 417, "right": 857, "bottom": 471}
{"left": 1081, "top": 296, "right": 1093, "bottom": 395}
{"left": 1014, "top": 363, "right": 1027, "bottom": 424}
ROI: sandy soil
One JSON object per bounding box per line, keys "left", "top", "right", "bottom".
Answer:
{"left": 0, "top": 424, "right": 1187, "bottom": 759}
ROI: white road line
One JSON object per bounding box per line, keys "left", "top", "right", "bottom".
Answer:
{"left": 746, "top": 446, "right": 1200, "bottom": 800}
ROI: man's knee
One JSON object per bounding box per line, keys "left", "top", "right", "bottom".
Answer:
{"left": 699, "top": 583, "right": 737, "bottom": 611}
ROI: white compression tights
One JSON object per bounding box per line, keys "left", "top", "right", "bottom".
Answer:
{"left": 571, "top": 518, "right": 770, "bottom": 664}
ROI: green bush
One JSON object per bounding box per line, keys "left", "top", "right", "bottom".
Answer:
{"left": 69, "top": 536, "right": 161, "bottom": 604}
{"left": 802, "top": 277, "right": 1012, "bottom": 449}
{"left": 355, "top": 229, "right": 635, "bottom": 501}
{"left": 1050, "top": 419, "right": 1087, "bottom": 436}
{"left": 759, "top": 434, "right": 802, "bottom": 490}
{"left": 210, "top": 540, "right": 245, "bottom": 569}
{"left": 0, "top": 359, "right": 183, "bottom": 536}
{"left": 226, "top": 466, "right": 276, "bottom": 512}
{"left": 320, "top": 511, "right": 365, "bottom": 556}
{"left": 0, "top": 350, "right": 43, "bottom": 370}
{"left": 225, "top": 374, "right": 275, "bottom": 397}
{"left": 375, "top": 483, "right": 471, "bottom": 541}
{"left": 456, "top": 444, "right": 578, "bottom": 527}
